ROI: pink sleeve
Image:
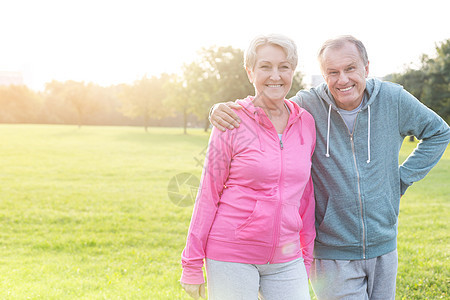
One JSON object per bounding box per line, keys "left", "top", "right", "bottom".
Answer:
{"left": 180, "top": 127, "right": 233, "bottom": 284}
{"left": 299, "top": 175, "right": 316, "bottom": 277}
{"left": 299, "top": 115, "right": 316, "bottom": 277}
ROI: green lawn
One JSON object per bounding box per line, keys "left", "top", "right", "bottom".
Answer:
{"left": 0, "top": 124, "right": 448, "bottom": 299}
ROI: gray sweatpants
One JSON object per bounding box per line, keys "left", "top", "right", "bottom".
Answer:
{"left": 205, "top": 257, "right": 310, "bottom": 300}
{"left": 310, "top": 250, "right": 398, "bottom": 300}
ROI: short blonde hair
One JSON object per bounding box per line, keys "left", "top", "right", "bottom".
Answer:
{"left": 244, "top": 34, "right": 298, "bottom": 70}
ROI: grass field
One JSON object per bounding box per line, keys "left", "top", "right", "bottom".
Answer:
{"left": 0, "top": 124, "right": 448, "bottom": 299}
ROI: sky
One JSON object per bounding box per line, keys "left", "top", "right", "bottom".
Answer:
{"left": 0, "top": 0, "right": 449, "bottom": 91}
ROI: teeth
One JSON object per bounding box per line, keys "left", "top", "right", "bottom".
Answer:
{"left": 267, "top": 84, "right": 282, "bottom": 87}
{"left": 339, "top": 86, "right": 353, "bottom": 92}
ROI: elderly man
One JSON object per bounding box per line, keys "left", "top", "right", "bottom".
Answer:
{"left": 209, "top": 35, "right": 450, "bottom": 299}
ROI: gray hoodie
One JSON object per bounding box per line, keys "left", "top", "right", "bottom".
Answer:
{"left": 291, "top": 78, "right": 450, "bottom": 260}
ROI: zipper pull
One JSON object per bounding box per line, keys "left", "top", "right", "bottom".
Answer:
{"left": 280, "top": 139, "right": 284, "bottom": 150}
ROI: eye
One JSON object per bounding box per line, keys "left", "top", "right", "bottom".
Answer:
{"left": 346, "top": 66, "right": 355, "bottom": 72}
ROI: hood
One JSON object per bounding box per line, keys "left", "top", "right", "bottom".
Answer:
{"left": 236, "top": 96, "right": 304, "bottom": 128}
{"left": 236, "top": 96, "right": 306, "bottom": 151}
{"left": 310, "top": 78, "right": 382, "bottom": 164}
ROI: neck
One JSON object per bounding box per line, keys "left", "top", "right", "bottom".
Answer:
{"left": 336, "top": 96, "right": 364, "bottom": 111}
{"left": 253, "top": 96, "right": 289, "bottom": 134}
{"left": 253, "top": 95, "right": 286, "bottom": 117}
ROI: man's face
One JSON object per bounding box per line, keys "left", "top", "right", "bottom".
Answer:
{"left": 321, "top": 42, "right": 369, "bottom": 110}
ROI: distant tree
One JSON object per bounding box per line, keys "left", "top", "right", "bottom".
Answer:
{"left": 386, "top": 67, "right": 426, "bottom": 100}
{"left": 181, "top": 61, "right": 214, "bottom": 132}
{"left": 184, "top": 46, "right": 254, "bottom": 131}
{"left": 66, "top": 82, "right": 99, "bottom": 128}
{"left": 119, "top": 74, "right": 171, "bottom": 131}
{"left": 82, "top": 84, "right": 126, "bottom": 126}
{"left": 0, "top": 85, "right": 42, "bottom": 123}
{"left": 43, "top": 80, "right": 75, "bottom": 124}
{"left": 44, "top": 80, "right": 100, "bottom": 128}
{"left": 163, "top": 73, "right": 195, "bottom": 134}
{"left": 287, "top": 71, "right": 305, "bottom": 99}
{"left": 421, "top": 39, "right": 450, "bottom": 122}
{"left": 203, "top": 46, "right": 255, "bottom": 103}
{"left": 387, "top": 39, "right": 450, "bottom": 123}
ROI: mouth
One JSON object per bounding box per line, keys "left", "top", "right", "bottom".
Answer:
{"left": 337, "top": 85, "right": 354, "bottom": 92}
{"left": 266, "top": 84, "right": 283, "bottom": 88}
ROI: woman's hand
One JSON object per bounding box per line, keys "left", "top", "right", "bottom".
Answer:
{"left": 180, "top": 282, "right": 206, "bottom": 299}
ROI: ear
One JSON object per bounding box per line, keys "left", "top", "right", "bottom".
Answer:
{"left": 246, "top": 67, "right": 254, "bottom": 83}
{"left": 364, "top": 61, "right": 370, "bottom": 78}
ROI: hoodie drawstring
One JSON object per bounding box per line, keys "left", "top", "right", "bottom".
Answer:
{"left": 325, "top": 103, "right": 371, "bottom": 163}
{"left": 366, "top": 105, "right": 371, "bottom": 164}
{"left": 325, "top": 104, "right": 332, "bottom": 157}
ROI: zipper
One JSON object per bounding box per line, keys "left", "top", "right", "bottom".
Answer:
{"left": 268, "top": 130, "right": 285, "bottom": 263}
{"left": 350, "top": 135, "right": 366, "bottom": 259}
{"left": 337, "top": 110, "right": 366, "bottom": 259}
{"left": 266, "top": 108, "right": 298, "bottom": 263}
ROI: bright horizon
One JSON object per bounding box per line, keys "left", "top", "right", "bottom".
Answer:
{"left": 1, "top": 0, "right": 449, "bottom": 91}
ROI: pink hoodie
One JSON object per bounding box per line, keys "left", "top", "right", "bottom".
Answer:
{"left": 181, "top": 96, "right": 316, "bottom": 284}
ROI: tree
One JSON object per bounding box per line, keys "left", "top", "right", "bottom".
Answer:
{"left": 163, "top": 73, "right": 195, "bottom": 134}
{"left": 65, "top": 81, "right": 99, "bottom": 128}
{"left": 287, "top": 71, "right": 305, "bottom": 99}
{"left": 387, "top": 39, "right": 450, "bottom": 123}
{"left": 43, "top": 80, "right": 100, "bottom": 127}
{"left": 184, "top": 46, "right": 255, "bottom": 131}
{"left": 119, "top": 74, "right": 171, "bottom": 131}
{"left": 0, "top": 85, "right": 42, "bottom": 123}
{"left": 421, "top": 39, "right": 450, "bottom": 123}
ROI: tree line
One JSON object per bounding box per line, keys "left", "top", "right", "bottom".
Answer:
{"left": 385, "top": 39, "right": 449, "bottom": 123}
{"left": 0, "top": 45, "right": 303, "bottom": 133}
{"left": 0, "top": 40, "right": 448, "bottom": 132}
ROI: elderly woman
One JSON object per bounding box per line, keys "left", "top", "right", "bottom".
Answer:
{"left": 180, "top": 34, "right": 316, "bottom": 300}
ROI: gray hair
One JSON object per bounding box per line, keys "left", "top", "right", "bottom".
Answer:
{"left": 318, "top": 35, "right": 369, "bottom": 69}
{"left": 244, "top": 34, "right": 298, "bottom": 70}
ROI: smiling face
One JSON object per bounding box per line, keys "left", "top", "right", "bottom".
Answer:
{"left": 321, "top": 42, "right": 369, "bottom": 110}
{"left": 246, "top": 44, "right": 294, "bottom": 103}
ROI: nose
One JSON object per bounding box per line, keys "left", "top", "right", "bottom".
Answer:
{"left": 337, "top": 72, "right": 349, "bottom": 84}
{"left": 269, "top": 68, "right": 281, "bottom": 80}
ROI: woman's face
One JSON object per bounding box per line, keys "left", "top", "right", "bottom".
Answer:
{"left": 246, "top": 44, "right": 294, "bottom": 102}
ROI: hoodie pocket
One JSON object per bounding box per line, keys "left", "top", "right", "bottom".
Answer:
{"left": 235, "top": 200, "right": 275, "bottom": 245}
{"left": 317, "top": 195, "right": 360, "bottom": 247}
{"left": 280, "top": 204, "right": 301, "bottom": 235}
{"left": 365, "top": 194, "right": 398, "bottom": 245}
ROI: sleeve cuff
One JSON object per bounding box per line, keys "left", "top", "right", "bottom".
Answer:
{"left": 180, "top": 267, "right": 205, "bottom": 285}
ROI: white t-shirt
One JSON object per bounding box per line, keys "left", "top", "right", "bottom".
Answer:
{"left": 338, "top": 94, "right": 367, "bottom": 134}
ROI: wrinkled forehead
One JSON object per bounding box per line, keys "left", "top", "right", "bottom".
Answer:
{"left": 321, "top": 43, "right": 365, "bottom": 70}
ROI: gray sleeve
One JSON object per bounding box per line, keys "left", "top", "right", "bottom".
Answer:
{"left": 289, "top": 90, "right": 305, "bottom": 107}
{"left": 397, "top": 88, "right": 450, "bottom": 194}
